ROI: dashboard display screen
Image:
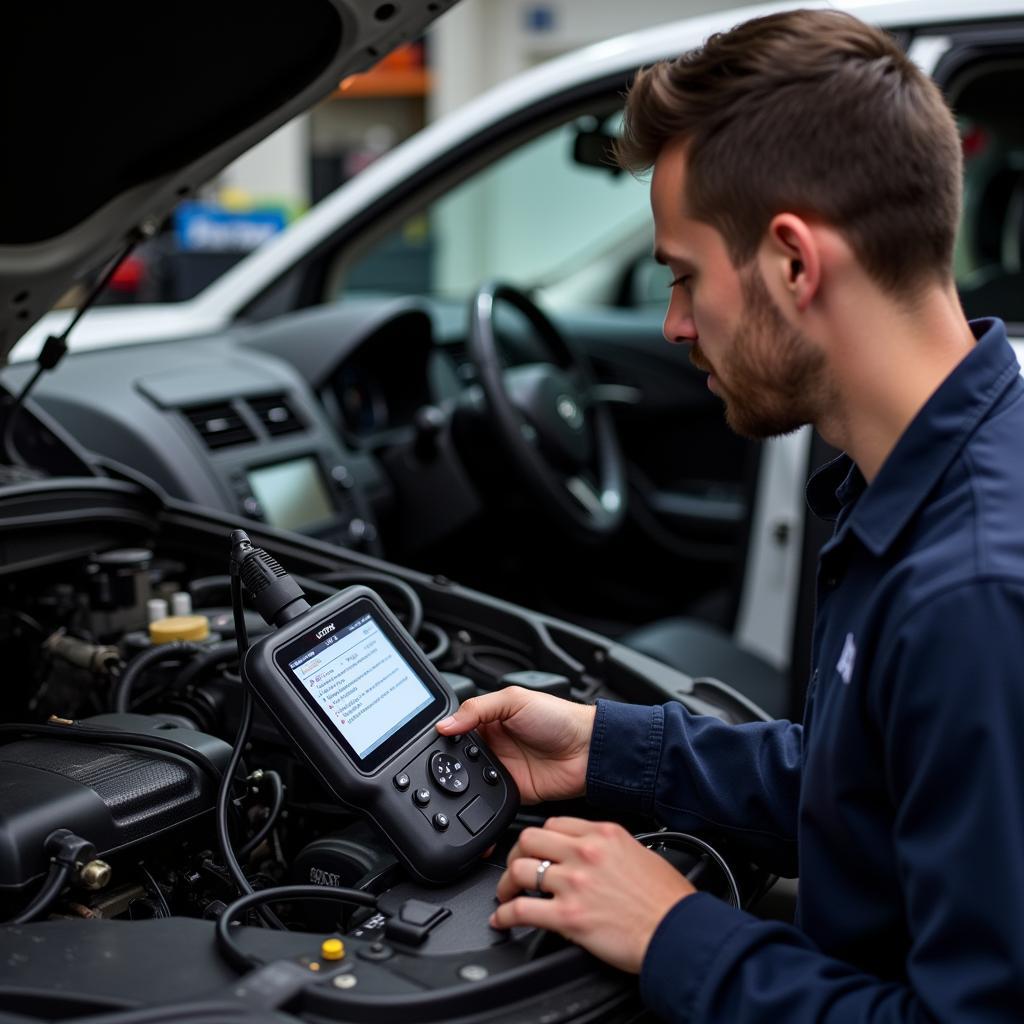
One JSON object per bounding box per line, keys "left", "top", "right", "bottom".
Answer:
{"left": 284, "top": 611, "right": 436, "bottom": 762}
{"left": 247, "top": 457, "right": 334, "bottom": 531}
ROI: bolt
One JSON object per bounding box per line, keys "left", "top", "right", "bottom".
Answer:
{"left": 78, "top": 860, "right": 112, "bottom": 891}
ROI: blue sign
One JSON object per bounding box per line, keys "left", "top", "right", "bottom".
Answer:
{"left": 174, "top": 202, "right": 287, "bottom": 253}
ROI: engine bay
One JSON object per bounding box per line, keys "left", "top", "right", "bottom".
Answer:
{"left": 0, "top": 459, "right": 767, "bottom": 1023}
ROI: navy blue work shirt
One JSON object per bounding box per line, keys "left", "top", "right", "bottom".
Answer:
{"left": 586, "top": 319, "right": 1024, "bottom": 1021}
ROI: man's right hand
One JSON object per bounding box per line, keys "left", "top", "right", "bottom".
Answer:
{"left": 436, "top": 687, "right": 597, "bottom": 804}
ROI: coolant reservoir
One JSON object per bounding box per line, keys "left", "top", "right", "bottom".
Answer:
{"left": 149, "top": 615, "right": 210, "bottom": 645}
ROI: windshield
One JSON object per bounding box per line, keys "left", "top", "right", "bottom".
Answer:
{"left": 334, "top": 113, "right": 655, "bottom": 303}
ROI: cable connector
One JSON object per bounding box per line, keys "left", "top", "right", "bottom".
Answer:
{"left": 231, "top": 535, "right": 310, "bottom": 628}
{"left": 44, "top": 829, "right": 111, "bottom": 890}
{"left": 229, "top": 529, "right": 254, "bottom": 577}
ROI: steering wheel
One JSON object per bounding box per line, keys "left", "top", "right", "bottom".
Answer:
{"left": 467, "top": 281, "right": 627, "bottom": 539}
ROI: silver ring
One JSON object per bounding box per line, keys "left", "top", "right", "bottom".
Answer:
{"left": 535, "top": 859, "right": 552, "bottom": 893}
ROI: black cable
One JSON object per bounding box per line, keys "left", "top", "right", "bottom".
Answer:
{"left": 9, "top": 860, "right": 73, "bottom": 925}
{"left": 311, "top": 570, "right": 423, "bottom": 637}
{"left": 113, "top": 641, "right": 205, "bottom": 713}
{"left": 173, "top": 640, "right": 238, "bottom": 692}
{"left": 187, "top": 575, "right": 232, "bottom": 607}
{"left": 237, "top": 770, "right": 284, "bottom": 862}
{"left": 634, "top": 830, "right": 742, "bottom": 909}
{"left": 137, "top": 864, "right": 172, "bottom": 919}
{"left": 416, "top": 620, "right": 450, "bottom": 664}
{"left": 215, "top": 556, "right": 284, "bottom": 929}
{"left": 215, "top": 884, "right": 378, "bottom": 973}
{"left": 3, "top": 237, "right": 137, "bottom": 468}
{"left": 216, "top": 672, "right": 284, "bottom": 926}
{"left": 0, "top": 723, "right": 223, "bottom": 791}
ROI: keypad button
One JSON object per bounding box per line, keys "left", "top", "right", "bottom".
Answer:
{"left": 457, "top": 796, "right": 495, "bottom": 836}
{"left": 465, "top": 744, "right": 481, "bottom": 761}
{"left": 430, "top": 751, "right": 470, "bottom": 794}
{"left": 432, "top": 812, "right": 450, "bottom": 831}
{"left": 414, "top": 787, "right": 431, "bottom": 806}
{"left": 482, "top": 766, "right": 499, "bottom": 786}
{"left": 393, "top": 772, "right": 411, "bottom": 792}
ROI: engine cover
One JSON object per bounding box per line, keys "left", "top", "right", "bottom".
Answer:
{"left": 0, "top": 713, "right": 231, "bottom": 893}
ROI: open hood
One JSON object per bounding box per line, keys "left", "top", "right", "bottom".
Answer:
{"left": 0, "top": 0, "right": 456, "bottom": 365}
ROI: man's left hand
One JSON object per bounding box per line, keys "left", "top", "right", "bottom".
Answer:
{"left": 491, "top": 817, "right": 696, "bottom": 973}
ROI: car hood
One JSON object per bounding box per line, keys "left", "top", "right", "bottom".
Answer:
{"left": 0, "top": 0, "right": 455, "bottom": 367}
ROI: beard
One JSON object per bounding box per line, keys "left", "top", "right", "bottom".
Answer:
{"left": 695, "top": 268, "right": 829, "bottom": 440}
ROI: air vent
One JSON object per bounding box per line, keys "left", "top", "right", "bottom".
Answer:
{"left": 249, "top": 394, "right": 304, "bottom": 437}
{"left": 183, "top": 402, "right": 255, "bottom": 450}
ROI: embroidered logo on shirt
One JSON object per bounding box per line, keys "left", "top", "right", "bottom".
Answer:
{"left": 836, "top": 633, "right": 857, "bottom": 684}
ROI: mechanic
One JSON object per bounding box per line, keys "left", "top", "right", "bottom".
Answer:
{"left": 436, "top": 9, "right": 1024, "bottom": 1022}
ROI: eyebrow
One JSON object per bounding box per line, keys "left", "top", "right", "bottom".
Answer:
{"left": 653, "top": 247, "right": 694, "bottom": 271}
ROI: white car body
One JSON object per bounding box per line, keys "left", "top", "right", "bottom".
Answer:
{"left": 9, "top": 0, "right": 1024, "bottom": 673}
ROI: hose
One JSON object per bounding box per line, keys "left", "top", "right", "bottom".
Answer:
{"left": 113, "top": 642, "right": 204, "bottom": 713}
{"left": 9, "top": 860, "right": 73, "bottom": 925}
{"left": 311, "top": 570, "right": 423, "bottom": 638}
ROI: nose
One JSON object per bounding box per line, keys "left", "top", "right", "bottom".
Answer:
{"left": 662, "top": 288, "right": 697, "bottom": 346}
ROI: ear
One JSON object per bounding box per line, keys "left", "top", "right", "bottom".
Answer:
{"left": 763, "top": 213, "right": 820, "bottom": 313}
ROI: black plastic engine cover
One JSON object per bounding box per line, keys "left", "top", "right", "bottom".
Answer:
{"left": 0, "top": 713, "right": 231, "bottom": 892}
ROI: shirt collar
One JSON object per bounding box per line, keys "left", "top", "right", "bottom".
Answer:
{"left": 806, "top": 319, "right": 1020, "bottom": 557}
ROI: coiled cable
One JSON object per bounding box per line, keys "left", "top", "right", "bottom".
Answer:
{"left": 215, "top": 884, "right": 378, "bottom": 972}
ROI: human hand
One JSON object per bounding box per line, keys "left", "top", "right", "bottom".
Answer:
{"left": 491, "top": 817, "right": 696, "bottom": 973}
{"left": 436, "top": 687, "right": 596, "bottom": 804}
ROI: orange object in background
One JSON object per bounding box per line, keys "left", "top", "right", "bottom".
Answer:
{"left": 336, "top": 41, "right": 429, "bottom": 98}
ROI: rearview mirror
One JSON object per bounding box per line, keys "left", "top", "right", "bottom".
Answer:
{"left": 572, "top": 127, "right": 622, "bottom": 177}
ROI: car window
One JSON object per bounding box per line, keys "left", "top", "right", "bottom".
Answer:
{"left": 336, "top": 113, "right": 653, "bottom": 302}
{"left": 951, "top": 60, "right": 1024, "bottom": 324}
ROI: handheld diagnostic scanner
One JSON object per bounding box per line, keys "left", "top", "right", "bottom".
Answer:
{"left": 233, "top": 535, "right": 519, "bottom": 883}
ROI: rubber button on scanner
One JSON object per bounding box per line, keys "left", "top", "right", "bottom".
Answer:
{"left": 432, "top": 812, "right": 450, "bottom": 831}
{"left": 482, "top": 766, "right": 499, "bottom": 785}
{"left": 456, "top": 796, "right": 494, "bottom": 836}
{"left": 394, "top": 772, "right": 411, "bottom": 792}
{"left": 430, "top": 751, "right": 470, "bottom": 794}
{"left": 414, "top": 787, "right": 431, "bottom": 806}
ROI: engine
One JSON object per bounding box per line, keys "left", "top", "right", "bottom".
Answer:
{"left": 0, "top": 545, "right": 550, "bottom": 930}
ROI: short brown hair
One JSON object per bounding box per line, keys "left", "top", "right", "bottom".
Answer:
{"left": 617, "top": 9, "right": 962, "bottom": 297}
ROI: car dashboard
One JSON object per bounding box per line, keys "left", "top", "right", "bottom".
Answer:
{"left": 4, "top": 298, "right": 474, "bottom": 560}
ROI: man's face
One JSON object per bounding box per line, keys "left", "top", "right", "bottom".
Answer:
{"left": 651, "top": 141, "right": 827, "bottom": 439}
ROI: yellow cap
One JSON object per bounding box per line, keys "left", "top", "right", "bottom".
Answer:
{"left": 149, "top": 615, "right": 210, "bottom": 645}
{"left": 321, "top": 938, "right": 345, "bottom": 961}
